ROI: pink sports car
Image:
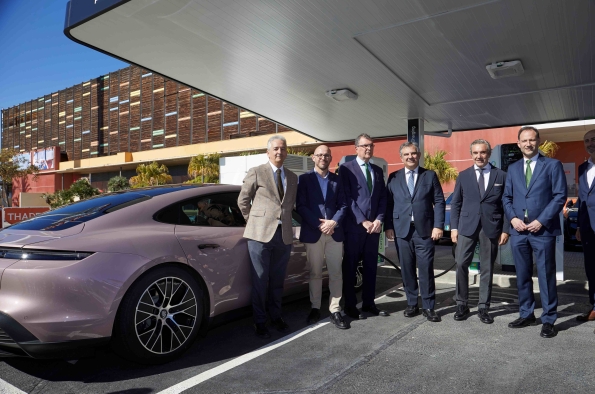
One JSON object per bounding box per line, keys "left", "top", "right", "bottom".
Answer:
{"left": 0, "top": 184, "right": 309, "bottom": 364}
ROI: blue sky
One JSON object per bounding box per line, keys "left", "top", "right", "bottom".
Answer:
{"left": 0, "top": 0, "right": 127, "bottom": 111}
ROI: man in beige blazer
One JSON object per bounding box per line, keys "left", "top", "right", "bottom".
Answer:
{"left": 238, "top": 135, "right": 298, "bottom": 338}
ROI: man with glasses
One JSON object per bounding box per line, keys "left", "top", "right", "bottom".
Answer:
{"left": 339, "top": 133, "right": 389, "bottom": 320}
{"left": 385, "top": 142, "right": 445, "bottom": 322}
{"left": 297, "top": 145, "right": 348, "bottom": 329}
{"left": 503, "top": 126, "right": 567, "bottom": 338}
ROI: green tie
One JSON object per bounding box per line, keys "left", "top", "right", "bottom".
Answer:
{"left": 365, "top": 163, "right": 373, "bottom": 193}
{"left": 525, "top": 159, "right": 532, "bottom": 187}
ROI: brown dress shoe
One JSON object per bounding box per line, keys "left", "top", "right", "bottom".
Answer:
{"left": 576, "top": 309, "right": 595, "bottom": 322}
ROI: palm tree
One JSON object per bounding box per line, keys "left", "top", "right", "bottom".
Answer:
{"left": 129, "top": 162, "right": 173, "bottom": 188}
{"left": 539, "top": 140, "right": 559, "bottom": 158}
{"left": 424, "top": 150, "right": 458, "bottom": 184}
{"left": 187, "top": 153, "right": 220, "bottom": 183}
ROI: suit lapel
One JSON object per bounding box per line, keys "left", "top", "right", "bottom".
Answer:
{"left": 264, "top": 163, "right": 281, "bottom": 203}
{"left": 352, "top": 160, "right": 371, "bottom": 197}
{"left": 585, "top": 162, "right": 595, "bottom": 192}
{"left": 412, "top": 167, "right": 425, "bottom": 198}
{"left": 310, "top": 171, "right": 325, "bottom": 202}
{"left": 527, "top": 155, "right": 543, "bottom": 193}
{"left": 398, "top": 169, "right": 410, "bottom": 197}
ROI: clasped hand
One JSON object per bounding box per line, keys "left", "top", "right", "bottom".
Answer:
{"left": 511, "top": 218, "right": 542, "bottom": 233}
{"left": 362, "top": 219, "right": 382, "bottom": 234}
{"left": 318, "top": 219, "right": 337, "bottom": 235}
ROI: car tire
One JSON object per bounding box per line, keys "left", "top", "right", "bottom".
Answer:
{"left": 112, "top": 265, "right": 204, "bottom": 364}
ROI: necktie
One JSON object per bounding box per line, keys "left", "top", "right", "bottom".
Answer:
{"left": 525, "top": 159, "right": 532, "bottom": 187}
{"left": 478, "top": 167, "right": 486, "bottom": 197}
{"left": 407, "top": 170, "right": 415, "bottom": 196}
{"left": 276, "top": 169, "right": 284, "bottom": 201}
{"left": 365, "top": 164, "right": 373, "bottom": 193}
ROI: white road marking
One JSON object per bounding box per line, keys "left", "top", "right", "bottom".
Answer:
{"left": 0, "top": 378, "right": 26, "bottom": 394}
{"left": 157, "top": 322, "right": 330, "bottom": 394}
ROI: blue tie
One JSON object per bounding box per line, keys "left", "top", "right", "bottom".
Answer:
{"left": 407, "top": 170, "right": 415, "bottom": 196}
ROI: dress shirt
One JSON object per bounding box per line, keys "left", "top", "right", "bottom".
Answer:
{"left": 474, "top": 163, "right": 491, "bottom": 191}
{"left": 269, "top": 161, "right": 286, "bottom": 224}
{"left": 523, "top": 155, "right": 538, "bottom": 181}
{"left": 406, "top": 166, "right": 419, "bottom": 221}
{"left": 587, "top": 158, "right": 595, "bottom": 189}
{"left": 315, "top": 171, "right": 329, "bottom": 201}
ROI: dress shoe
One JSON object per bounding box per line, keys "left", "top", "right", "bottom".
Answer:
{"left": 271, "top": 318, "right": 289, "bottom": 332}
{"left": 344, "top": 307, "right": 366, "bottom": 320}
{"left": 508, "top": 315, "right": 537, "bottom": 328}
{"left": 330, "top": 312, "right": 348, "bottom": 329}
{"left": 540, "top": 323, "right": 557, "bottom": 338}
{"left": 403, "top": 305, "right": 420, "bottom": 318}
{"left": 453, "top": 305, "right": 470, "bottom": 321}
{"left": 422, "top": 309, "right": 441, "bottom": 322}
{"left": 307, "top": 308, "right": 321, "bottom": 324}
{"left": 477, "top": 308, "right": 494, "bottom": 324}
{"left": 576, "top": 309, "right": 595, "bottom": 322}
{"left": 362, "top": 305, "right": 390, "bottom": 317}
{"left": 254, "top": 323, "right": 271, "bottom": 339}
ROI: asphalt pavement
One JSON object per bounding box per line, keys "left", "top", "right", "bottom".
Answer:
{"left": 0, "top": 244, "right": 593, "bottom": 393}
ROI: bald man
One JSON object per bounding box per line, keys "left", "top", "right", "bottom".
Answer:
{"left": 297, "top": 145, "right": 348, "bottom": 329}
{"left": 576, "top": 129, "right": 595, "bottom": 327}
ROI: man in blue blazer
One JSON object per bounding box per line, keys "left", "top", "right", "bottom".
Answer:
{"left": 575, "top": 129, "right": 595, "bottom": 325}
{"left": 339, "top": 133, "right": 389, "bottom": 320}
{"left": 450, "top": 139, "right": 509, "bottom": 324}
{"left": 503, "top": 126, "right": 567, "bottom": 338}
{"left": 385, "top": 142, "right": 445, "bottom": 322}
{"left": 297, "top": 145, "right": 348, "bottom": 329}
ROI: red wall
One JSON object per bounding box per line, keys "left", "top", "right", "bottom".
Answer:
{"left": 12, "top": 173, "right": 76, "bottom": 206}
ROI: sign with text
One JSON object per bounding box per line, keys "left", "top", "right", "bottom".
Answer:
{"left": 2, "top": 207, "right": 50, "bottom": 227}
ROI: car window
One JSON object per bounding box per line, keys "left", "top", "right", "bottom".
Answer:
{"left": 157, "top": 192, "right": 246, "bottom": 227}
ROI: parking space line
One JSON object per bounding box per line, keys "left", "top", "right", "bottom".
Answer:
{"left": 0, "top": 378, "right": 26, "bottom": 394}
{"left": 157, "top": 322, "right": 330, "bottom": 394}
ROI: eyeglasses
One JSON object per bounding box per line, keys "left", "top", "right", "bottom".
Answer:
{"left": 357, "top": 143, "right": 374, "bottom": 149}
{"left": 313, "top": 154, "right": 331, "bottom": 159}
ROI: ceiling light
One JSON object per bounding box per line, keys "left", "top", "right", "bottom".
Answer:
{"left": 325, "top": 88, "right": 358, "bottom": 101}
{"left": 486, "top": 60, "right": 524, "bottom": 79}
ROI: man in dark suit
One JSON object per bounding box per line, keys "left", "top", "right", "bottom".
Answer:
{"left": 575, "top": 129, "right": 595, "bottom": 326}
{"left": 385, "top": 142, "right": 445, "bottom": 322}
{"left": 297, "top": 145, "right": 348, "bottom": 329}
{"left": 339, "top": 133, "right": 389, "bottom": 320}
{"left": 238, "top": 135, "right": 298, "bottom": 339}
{"left": 450, "top": 139, "right": 509, "bottom": 324}
{"left": 503, "top": 126, "right": 567, "bottom": 338}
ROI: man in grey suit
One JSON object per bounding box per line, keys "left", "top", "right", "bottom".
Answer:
{"left": 238, "top": 135, "right": 298, "bottom": 338}
{"left": 450, "top": 139, "right": 509, "bottom": 324}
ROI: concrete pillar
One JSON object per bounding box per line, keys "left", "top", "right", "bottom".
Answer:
{"left": 407, "top": 119, "right": 424, "bottom": 167}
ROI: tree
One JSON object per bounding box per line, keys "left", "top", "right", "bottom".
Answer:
{"left": 107, "top": 175, "right": 130, "bottom": 192}
{"left": 187, "top": 153, "right": 220, "bottom": 183}
{"left": 129, "top": 162, "right": 173, "bottom": 188}
{"left": 0, "top": 148, "right": 40, "bottom": 207}
{"left": 42, "top": 178, "right": 100, "bottom": 209}
{"left": 424, "top": 150, "right": 458, "bottom": 184}
{"left": 539, "top": 140, "right": 559, "bottom": 158}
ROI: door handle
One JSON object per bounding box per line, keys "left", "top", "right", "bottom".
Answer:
{"left": 198, "top": 244, "right": 220, "bottom": 249}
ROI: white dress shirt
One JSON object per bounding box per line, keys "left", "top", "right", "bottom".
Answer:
{"left": 269, "top": 161, "right": 286, "bottom": 224}
{"left": 587, "top": 158, "right": 595, "bottom": 189}
{"left": 406, "top": 166, "right": 419, "bottom": 221}
{"left": 523, "top": 155, "right": 538, "bottom": 180}
{"left": 474, "top": 163, "right": 491, "bottom": 191}
{"left": 355, "top": 156, "right": 374, "bottom": 191}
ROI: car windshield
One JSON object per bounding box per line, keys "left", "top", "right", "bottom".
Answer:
{"left": 6, "top": 190, "right": 168, "bottom": 231}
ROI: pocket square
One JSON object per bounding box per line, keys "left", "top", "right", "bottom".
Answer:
{"left": 494, "top": 183, "right": 503, "bottom": 186}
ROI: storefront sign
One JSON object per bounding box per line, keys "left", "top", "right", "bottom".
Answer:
{"left": 2, "top": 207, "right": 50, "bottom": 227}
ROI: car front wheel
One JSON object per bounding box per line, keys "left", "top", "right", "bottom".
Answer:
{"left": 112, "top": 266, "right": 203, "bottom": 364}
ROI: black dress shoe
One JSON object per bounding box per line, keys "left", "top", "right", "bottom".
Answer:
{"left": 404, "top": 305, "right": 420, "bottom": 318}
{"left": 330, "top": 312, "right": 348, "bottom": 329}
{"left": 344, "top": 307, "right": 366, "bottom": 320}
{"left": 453, "top": 305, "right": 470, "bottom": 321}
{"left": 271, "top": 318, "right": 289, "bottom": 332}
{"left": 362, "top": 305, "right": 390, "bottom": 317}
{"left": 540, "top": 323, "right": 557, "bottom": 338}
{"left": 508, "top": 315, "right": 537, "bottom": 328}
{"left": 307, "top": 308, "right": 321, "bottom": 324}
{"left": 477, "top": 308, "right": 494, "bottom": 324}
{"left": 254, "top": 323, "right": 271, "bottom": 339}
{"left": 422, "top": 309, "right": 441, "bottom": 322}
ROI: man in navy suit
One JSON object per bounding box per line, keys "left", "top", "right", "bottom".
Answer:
{"left": 503, "top": 126, "right": 567, "bottom": 338}
{"left": 385, "top": 142, "right": 445, "bottom": 322}
{"left": 339, "top": 133, "right": 389, "bottom": 320}
{"left": 575, "top": 129, "right": 595, "bottom": 326}
{"left": 297, "top": 145, "right": 348, "bottom": 329}
{"left": 450, "top": 139, "right": 509, "bottom": 324}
